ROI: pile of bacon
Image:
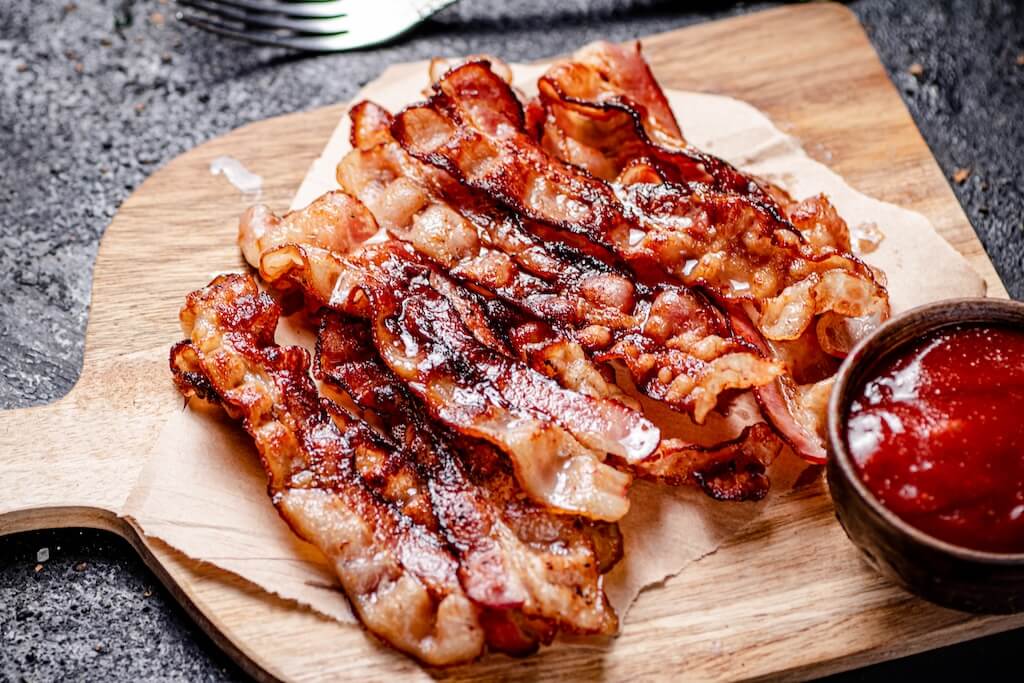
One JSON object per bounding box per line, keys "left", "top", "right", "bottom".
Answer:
{"left": 169, "top": 42, "right": 888, "bottom": 665}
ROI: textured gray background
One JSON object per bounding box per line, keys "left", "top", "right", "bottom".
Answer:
{"left": 1, "top": 0, "right": 1022, "bottom": 680}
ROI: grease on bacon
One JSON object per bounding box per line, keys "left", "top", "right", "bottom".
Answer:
{"left": 163, "top": 42, "right": 905, "bottom": 664}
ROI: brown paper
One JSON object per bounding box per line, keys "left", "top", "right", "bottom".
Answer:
{"left": 123, "top": 59, "right": 986, "bottom": 630}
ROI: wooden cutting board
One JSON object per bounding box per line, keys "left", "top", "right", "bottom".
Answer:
{"left": 0, "top": 4, "right": 1016, "bottom": 681}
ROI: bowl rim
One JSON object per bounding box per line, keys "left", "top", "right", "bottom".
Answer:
{"left": 827, "top": 296, "right": 1024, "bottom": 565}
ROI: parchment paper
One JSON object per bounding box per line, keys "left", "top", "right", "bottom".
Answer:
{"left": 123, "top": 59, "right": 986, "bottom": 629}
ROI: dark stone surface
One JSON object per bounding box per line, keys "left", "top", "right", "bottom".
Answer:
{"left": 0, "top": 0, "right": 1021, "bottom": 680}
{"left": 0, "top": 529, "right": 243, "bottom": 682}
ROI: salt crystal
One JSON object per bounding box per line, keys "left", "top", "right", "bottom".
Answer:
{"left": 36, "top": 547, "right": 49, "bottom": 563}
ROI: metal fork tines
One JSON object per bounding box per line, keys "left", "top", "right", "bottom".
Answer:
{"left": 177, "top": 0, "right": 458, "bottom": 53}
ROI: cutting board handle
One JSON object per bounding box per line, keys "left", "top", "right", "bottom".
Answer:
{"left": 0, "top": 393, "right": 101, "bottom": 532}
{"left": 0, "top": 362, "right": 275, "bottom": 680}
{"left": 0, "top": 350, "right": 173, "bottom": 536}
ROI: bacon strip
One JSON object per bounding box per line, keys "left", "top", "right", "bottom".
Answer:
{"left": 391, "top": 61, "right": 888, "bottom": 354}
{"left": 317, "top": 315, "right": 620, "bottom": 635}
{"left": 321, "top": 396, "right": 550, "bottom": 656}
{"left": 371, "top": 244, "right": 659, "bottom": 465}
{"left": 246, "top": 163, "right": 783, "bottom": 488}
{"left": 537, "top": 42, "right": 782, "bottom": 214}
{"left": 169, "top": 274, "right": 484, "bottom": 666}
{"left": 635, "top": 424, "right": 783, "bottom": 501}
{"left": 340, "top": 101, "right": 782, "bottom": 423}
{"left": 489, "top": 298, "right": 784, "bottom": 498}
{"left": 542, "top": 45, "right": 876, "bottom": 292}
{"left": 260, "top": 241, "right": 656, "bottom": 520}
{"left": 238, "top": 190, "right": 378, "bottom": 269}
{"left": 725, "top": 300, "right": 829, "bottom": 462}
{"left": 361, "top": 243, "right": 780, "bottom": 501}
{"left": 360, "top": 246, "right": 657, "bottom": 510}
{"left": 537, "top": 46, "right": 892, "bottom": 359}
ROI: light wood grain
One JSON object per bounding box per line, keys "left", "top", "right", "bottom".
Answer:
{"left": 0, "top": 4, "right": 1016, "bottom": 681}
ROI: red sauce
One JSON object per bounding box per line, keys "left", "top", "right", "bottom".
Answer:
{"left": 846, "top": 324, "right": 1024, "bottom": 553}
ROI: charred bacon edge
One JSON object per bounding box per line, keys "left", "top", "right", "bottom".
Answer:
{"left": 635, "top": 423, "right": 783, "bottom": 502}
{"left": 536, "top": 71, "right": 792, "bottom": 227}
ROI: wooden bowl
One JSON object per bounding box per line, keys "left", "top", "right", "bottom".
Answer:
{"left": 826, "top": 297, "right": 1024, "bottom": 614}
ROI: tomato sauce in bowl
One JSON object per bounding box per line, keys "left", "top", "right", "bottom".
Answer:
{"left": 846, "top": 324, "right": 1024, "bottom": 554}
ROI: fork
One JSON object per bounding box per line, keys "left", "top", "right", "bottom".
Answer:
{"left": 176, "top": 0, "right": 459, "bottom": 52}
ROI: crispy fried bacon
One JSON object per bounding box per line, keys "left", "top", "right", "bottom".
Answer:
{"left": 635, "top": 423, "right": 782, "bottom": 501}
{"left": 260, "top": 240, "right": 658, "bottom": 520}
{"left": 726, "top": 301, "right": 830, "bottom": 462}
{"left": 393, "top": 64, "right": 627, "bottom": 253}
{"left": 247, "top": 120, "right": 784, "bottom": 467}
{"left": 316, "top": 315, "right": 620, "bottom": 636}
{"left": 238, "top": 190, "right": 378, "bottom": 270}
{"left": 358, "top": 245, "right": 659, "bottom": 515}
{"left": 165, "top": 43, "right": 904, "bottom": 666}
{"left": 317, "top": 398, "right": 546, "bottom": 656}
{"left": 262, "top": 228, "right": 781, "bottom": 496}
{"left": 391, "top": 60, "right": 889, "bottom": 360}
{"left": 341, "top": 101, "right": 782, "bottom": 423}
{"left": 170, "top": 274, "right": 484, "bottom": 666}
{"left": 539, "top": 43, "right": 875, "bottom": 292}
{"left": 538, "top": 45, "right": 891, "bottom": 360}
{"left": 536, "top": 42, "right": 781, "bottom": 213}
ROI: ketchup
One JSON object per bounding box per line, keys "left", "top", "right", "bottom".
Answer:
{"left": 846, "top": 324, "right": 1024, "bottom": 553}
